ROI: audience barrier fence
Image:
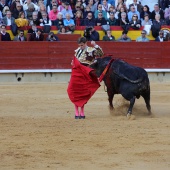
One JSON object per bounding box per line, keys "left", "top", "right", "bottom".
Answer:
{"left": 0, "top": 41, "right": 170, "bottom": 70}
{"left": 3, "top": 26, "right": 170, "bottom": 40}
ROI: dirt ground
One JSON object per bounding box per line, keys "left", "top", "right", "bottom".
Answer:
{"left": 0, "top": 82, "right": 170, "bottom": 170}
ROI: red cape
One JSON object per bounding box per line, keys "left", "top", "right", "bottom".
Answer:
{"left": 67, "top": 57, "right": 100, "bottom": 107}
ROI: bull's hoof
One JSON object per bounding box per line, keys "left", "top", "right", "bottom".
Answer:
{"left": 127, "top": 112, "right": 131, "bottom": 119}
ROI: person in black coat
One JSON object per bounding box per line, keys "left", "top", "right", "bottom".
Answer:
{"left": 151, "top": 4, "right": 164, "bottom": 21}
{"left": 29, "top": 28, "right": 44, "bottom": 41}
{"left": 95, "top": 12, "right": 107, "bottom": 26}
{"left": 0, "top": 24, "right": 11, "bottom": 41}
{"left": 83, "top": 26, "right": 100, "bottom": 41}
{"left": 140, "top": 5, "right": 152, "bottom": 20}
{"left": 84, "top": 12, "right": 95, "bottom": 27}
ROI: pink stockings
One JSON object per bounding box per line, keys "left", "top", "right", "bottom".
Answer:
{"left": 74, "top": 104, "right": 85, "bottom": 117}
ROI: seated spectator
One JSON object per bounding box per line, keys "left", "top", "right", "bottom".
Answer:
{"left": 0, "top": 24, "right": 11, "bottom": 41}
{"left": 2, "top": 6, "right": 10, "bottom": 17}
{"left": 58, "top": 25, "right": 72, "bottom": 34}
{"left": 29, "top": 28, "right": 44, "bottom": 41}
{"left": 95, "top": 4, "right": 107, "bottom": 20}
{"left": 37, "top": 4, "right": 46, "bottom": 20}
{"left": 107, "top": 12, "right": 118, "bottom": 26}
{"left": 151, "top": 4, "right": 164, "bottom": 21}
{"left": 141, "top": 14, "right": 152, "bottom": 35}
{"left": 117, "top": 30, "right": 131, "bottom": 42}
{"left": 0, "top": 0, "right": 7, "bottom": 12}
{"left": 58, "top": 1, "right": 71, "bottom": 12}
{"left": 119, "top": 12, "right": 130, "bottom": 32}
{"left": 165, "top": 33, "right": 170, "bottom": 41}
{"left": 48, "top": 4, "right": 58, "bottom": 24}
{"left": 74, "top": 10, "right": 84, "bottom": 26}
{"left": 155, "top": 30, "right": 166, "bottom": 42}
{"left": 83, "top": 5, "right": 94, "bottom": 19}
{"left": 140, "top": 5, "right": 151, "bottom": 21}
{"left": 27, "top": 24, "right": 37, "bottom": 33}
{"left": 115, "top": 0, "right": 125, "bottom": 11}
{"left": 46, "top": 31, "right": 59, "bottom": 41}
{"left": 63, "top": 13, "right": 75, "bottom": 32}
{"left": 136, "top": 29, "right": 149, "bottom": 42}
{"left": 84, "top": 11, "right": 95, "bottom": 26}
{"left": 151, "top": 13, "right": 165, "bottom": 38}
{"left": 47, "top": 0, "right": 57, "bottom": 14}
{"left": 25, "top": 3, "right": 36, "bottom": 22}
{"left": 129, "top": 0, "right": 143, "bottom": 13}
{"left": 102, "top": 0, "right": 111, "bottom": 12}
{"left": 15, "top": 11, "right": 28, "bottom": 27}
{"left": 29, "top": 11, "right": 40, "bottom": 26}
{"left": 12, "top": 3, "right": 23, "bottom": 19}
{"left": 13, "top": 30, "right": 27, "bottom": 41}
{"left": 95, "top": 12, "right": 107, "bottom": 26}
{"left": 61, "top": 2, "right": 73, "bottom": 19}
{"left": 107, "top": 5, "right": 116, "bottom": 19}
{"left": 3, "top": 11, "right": 15, "bottom": 26}
{"left": 23, "top": 0, "right": 39, "bottom": 11}
{"left": 115, "top": 5, "right": 127, "bottom": 20}
{"left": 102, "top": 29, "right": 115, "bottom": 41}
{"left": 88, "top": 0, "right": 96, "bottom": 12}
{"left": 129, "top": 14, "right": 141, "bottom": 30}
{"left": 53, "top": 12, "right": 64, "bottom": 28}
{"left": 165, "top": 15, "right": 170, "bottom": 25}
{"left": 83, "top": 26, "right": 99, "bottom": 41}
{"left": 76, "top": 0, "right": 84, "bottom": 12}
{"left": 40, "top": 12, "right": 52, "bottom": 26}
{"left": 128, "top": 5, "right": 140, "bottom": 21}
{"left": 164, "top": 6, "right": 170, "bottom": 20}
{"left": 73, "top": 3, "right": 83, "bottom": 19}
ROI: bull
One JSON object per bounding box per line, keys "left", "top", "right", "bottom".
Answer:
{"left": 90, "top": 57, "right": 151, "bottom": 117}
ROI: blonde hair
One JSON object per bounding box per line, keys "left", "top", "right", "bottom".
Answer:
{"left": 2, "top": 6, "right": 10, "bottom": 16}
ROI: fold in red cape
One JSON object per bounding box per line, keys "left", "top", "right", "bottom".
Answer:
{"left": 67, "top": 57, "right": 100, "bottom": 107}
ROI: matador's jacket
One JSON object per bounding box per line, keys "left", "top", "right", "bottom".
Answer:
{"left": 75, "top": 45, "right": 104, "bottom": 65}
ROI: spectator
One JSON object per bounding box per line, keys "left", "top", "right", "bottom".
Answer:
{"left": 76, "top": 0, "right": 84, "bottom": 12}
{"left": 29, "top": 28, "right": 44, "bottom": 41}
{"left": 140, "top": 0, "right": 157, "bottom": 12}
{"left": 58, "top": 25, "right": 72, "bottom": 34}
{"left": 159, "top": 0, "right": 170, "bottom": 10}
{"left": 164, "top": 6, "right": 170, "bottom": 20}
{"left": 115, "top": 5, "right": 127, "bottom": 20}
{"left": 102, "top": 29, "right": 115, "bottom": 41}
{"left": 48, "top": 4, "right": 58, "bottom": 23}
{"left": 155, "top": 30, "right": 166, "bottom": 42}
{"left": 165, "top": 15, "right": 170, "bottom": 25}
{"left": 61, "top": 2, "right": 73, "bottom": 19}
{"left": 74, "top": 10, "right": 84, "bottom": 26}
{"left": 108, "top": 12, "right": 118, "bottom": 25}
{"left": 93, "top": 0, "right": 100, "bottom": 12}
{"left": 47, "top": 0, "right": 57, "bottom": 14}
{"left": 107, "top": 5, "right": 116, "bottom": 18}
{"left": 53, "top": 12, "right": 64, "bottom": 28}
{"left": 0, "top": 24, "right": 11, "bottom": 41}
{"left": 136, "top": 29, "right": 149, "bottom": 42}
{"left": 0, "top": 0, "right": 7, "bottom": 12}
{"left": 40, "top": 11, "right": 52, "bottom": 26}
{"left": 46, "top": 31, "right": 59, "bottom": 41}
{"left": 27, "top": 24, "right": 37, "bottom": 33}
{"left": 151, "top": 4, "right": 164, "bottom": 21}
{"left": 37, "top": 4, "right": 46, "bottom": 20}
{"left": 23, "top": 0, "right": 39, "bottom": 11}
{"left": 115, "top": 0, "right": 125, "bottom": 11}
{"left": 95, "top": 4, "right": 107, "bottom": 20}
{"left": 140, "top": 5, "right": 151, "bottom": 21}
{"left": 13, "top": 30, "right": 27, "bottom": 41}
{"left": 73, "top": 3, "right": 83, "bottom": 19}
{"left": 129, "top": 14, "right": 141, "bottom": 30}
{"left": 15, "top": 11, "right": 28, "bottom": 27}
{"left": 83, "top": 5, "right": 94, "bottom": 19}
{"left": 83, "top": 26, "right": 100, "bottom": 41}
{"left": 151, "top": 13, "right": 164, "bottom": 38}
{"left": 102, "top": 0, "right": 111, "bottom": 12}
{"left": 29, "top": 11, "right": 40, "bottom": 26}
{"left": 141, "top": 14, "right": 152, "bottom": 35}
{"left": 12, "top": 3, "right": 24, "bottom": 19}
{"left": 2, "top": 6, "right": 10, "bottom": 17}
{"left": 3, "top": 10, "right": 15, "bottom": 26}
{"left": 88, "top": 0, "right": 96, "bottom": 12}
{"left": 63, "top": 13, "right": 75, "bottom": 32}
{"left": 128, "top": 5, "right": 140, "bottom": 21}
{"left": 95, "top": 12, "right": 107, "bottom": 26}
{"left": 25, "top": 3, "right": 36, "bottom": 22}
{"left": 84, "top": 11, "right": 95, "bottom": 26}
{"left": 117, "top": 30, "right": 131, "bottom": 41}
{"left": 58, "top": 1, "right": 71, "bottom": 12}
{"left": 119, "top": 12, "right": 130, "bottom": 32}
{"left": 129, "top": 0, "right": 143, "bottom": 13}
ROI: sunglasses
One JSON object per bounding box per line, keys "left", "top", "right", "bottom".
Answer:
{"left": 133, "top": 16, "right": 137, "bottom": 17}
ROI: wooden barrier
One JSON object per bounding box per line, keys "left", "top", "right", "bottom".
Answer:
{"left": 0, "top": 42, "right": 170, "bottom": 69}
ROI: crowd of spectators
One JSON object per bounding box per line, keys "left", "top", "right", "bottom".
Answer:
{"left": 0, "top": 0, "right": 170, "bottom": 41}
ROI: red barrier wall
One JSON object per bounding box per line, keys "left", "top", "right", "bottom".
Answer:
{"left": 0, "top": 42, "right": 170, "bottom": 69}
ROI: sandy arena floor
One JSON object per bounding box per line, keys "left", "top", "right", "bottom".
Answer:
{"left": 0, "top": 82, "right": 170, "bottom": 170}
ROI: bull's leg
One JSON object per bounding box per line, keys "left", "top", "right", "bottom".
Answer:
{"left": 142, "top": 92, "right": 151, "bottom": 114}
{"left": 127, "top": 96, "right": 136, "bottom": 117}
{"left": 107, "top": 90, "right": 114, "bottom": 110}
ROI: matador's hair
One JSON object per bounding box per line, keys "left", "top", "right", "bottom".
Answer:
{"left": 78, "top": 37, "right": 87, "bottom": 44}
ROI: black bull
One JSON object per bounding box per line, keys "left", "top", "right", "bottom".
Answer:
{"left": 90, "top": 57, "right": 151, "bottom": 116}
